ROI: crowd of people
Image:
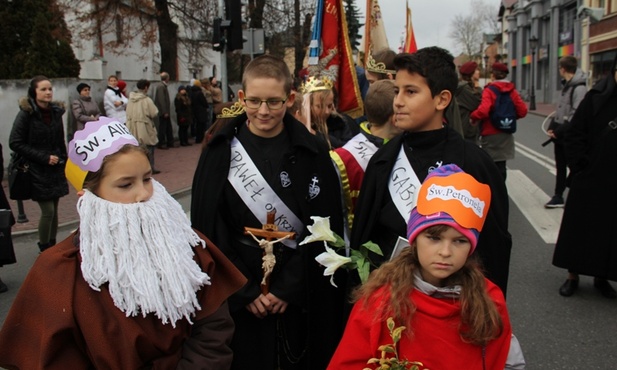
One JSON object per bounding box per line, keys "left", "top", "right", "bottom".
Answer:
{"left": 0, "top": 47, "right": 616, "bottom": 369}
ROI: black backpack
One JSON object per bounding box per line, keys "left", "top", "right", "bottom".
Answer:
{"left": 487, "top": 85, "right": 517, "bottom": 133}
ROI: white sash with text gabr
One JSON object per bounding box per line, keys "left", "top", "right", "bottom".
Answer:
{"left": 343, "top": 133, "right": 379, "bottom": 172}
{"left": 388, "top": 145, "right": 422, "bottom": 223}
{"left": 228, "top": 137, "right": 303, "bottom": 248}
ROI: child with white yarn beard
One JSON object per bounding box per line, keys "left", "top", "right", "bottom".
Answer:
{"left": 0, "top": 117, "right": 247, "bottom": 369}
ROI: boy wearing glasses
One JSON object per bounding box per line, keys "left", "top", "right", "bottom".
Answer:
{"left": 191, "top": 55, "right": 346, "bottom": 370}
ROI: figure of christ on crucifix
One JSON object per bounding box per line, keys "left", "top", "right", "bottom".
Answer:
{"left": 244, "top": 210, "right": 296, "bottom": 295}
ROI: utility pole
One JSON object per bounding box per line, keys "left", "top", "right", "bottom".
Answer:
{"left": 529, "top": 36, "right": 538, "bottom": 111}
{"left": 218, "top": 0, "right": 228, "bottom": 102}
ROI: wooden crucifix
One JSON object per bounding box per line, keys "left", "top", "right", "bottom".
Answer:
{"left": 244, "top": 210, "right": 296, "bottom": 295}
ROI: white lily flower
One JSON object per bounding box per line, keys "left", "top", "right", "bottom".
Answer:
{"left": 315, "top": 246, "right": 352, "bottom": 287}
{"left": 299, "top": 216, "right": 337, "bottom": 245}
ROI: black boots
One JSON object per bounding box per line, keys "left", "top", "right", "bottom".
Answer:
{"left": 38, "top": 239, "right": 56, "bottom": 253}
{"left": 594, "top": 278, "right": 617, "bottom": 299}
{"left": 559, "top": 278, "right": 578, "bottom": 297}
{"left": 0, "top": 277, "right": 7, "bottom": 293}
{"left": 38, "top": 242, "right": 51, "bottom": 252}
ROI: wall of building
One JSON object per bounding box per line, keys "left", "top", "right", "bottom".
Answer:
{"left": 503, "top": 0, "right": 585, "bottom": 105}
{"left": 61, "top": 1, "right": 221, "bottom": 83}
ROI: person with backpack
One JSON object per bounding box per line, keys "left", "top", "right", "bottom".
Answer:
{"left": 471, "top": 63, "right": 528, "bottom": 180}
{"left": 544, "top": 56, "right": 587, "bottom": 208}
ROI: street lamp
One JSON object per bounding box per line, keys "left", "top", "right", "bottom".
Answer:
{"left": 529, "top": 35, "right": 538, "bottom": 111}
{"left": 483, "top": 55, "right": 489, "bottom": 79}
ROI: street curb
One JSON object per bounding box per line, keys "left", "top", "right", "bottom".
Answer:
{"left": 11, "top": 186, "right": 193, "bottom": 237}
{"left": 527, "top": 111, "right": 550, "bottom": 118}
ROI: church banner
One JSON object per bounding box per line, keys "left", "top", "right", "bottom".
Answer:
{"left": 363, "top": 0, "right": 390, "bottom": 60}
{"left": 308, "top": 0, "right": 364, "bottom": 118}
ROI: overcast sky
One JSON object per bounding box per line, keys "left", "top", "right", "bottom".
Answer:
{"left": 356, "top": 0, "right": 496, "bottom": 56}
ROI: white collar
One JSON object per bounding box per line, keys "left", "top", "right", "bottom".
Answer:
{"left": 413, "top": 271, "right": 462, "bottom": 298}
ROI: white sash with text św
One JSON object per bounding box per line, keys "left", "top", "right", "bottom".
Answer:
{"left": 228, "top": 137, "right": 303, "bottom": 248}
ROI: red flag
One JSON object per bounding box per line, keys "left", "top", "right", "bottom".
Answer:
{"left": 404, "top": 0, "right": 417, "bottom": 53}
{"left": 308, "top": 0, "right": 364, "bottom": 118}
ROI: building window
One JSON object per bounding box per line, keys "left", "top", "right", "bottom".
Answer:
{"left": 590, "top": 50, "right": 616, "bottom": 84}
{"left": 559, "top": 6, "right": 576, "bottom": 36}
{"left": 611, "top": 0, "right": 617, "bottom": 13}
{"left": 116, "top": 18, "right": 124, "bottom": 43}
{"left": 591, "top": 0, "right": 606, "bottom": 8}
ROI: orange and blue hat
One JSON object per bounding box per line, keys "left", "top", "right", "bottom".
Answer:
{"left": 407, "top": 164, "right": 491, "bottom": 254}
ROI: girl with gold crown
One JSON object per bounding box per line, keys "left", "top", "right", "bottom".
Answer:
{"left": 300, "top": 75, "right": 358, "bottom": 149}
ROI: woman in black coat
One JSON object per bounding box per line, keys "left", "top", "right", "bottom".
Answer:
{"left": 174, "top": 86, "right": 193, "bottom": 146}
{"left": 189, "top": 83, "right": 209, "bottom": 144}
{"left": 552, "top": 56, "right": 617, "bottom": 298}
{"left": 9, "top": 76, "right": 69, "bottom": 252}
{"left": 0, "top": 144, "right": 16, "bottom": 293}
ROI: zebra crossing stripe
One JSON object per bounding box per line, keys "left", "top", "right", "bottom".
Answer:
{"left": 506, "top": 169, "right": 563, "bottom": 244}
{"left": 514, "top": 142, "right": 556, "bottom": 175}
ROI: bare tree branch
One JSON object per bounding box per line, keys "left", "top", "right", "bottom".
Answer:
{"left": 472, "top": 0, "right": 500, "bottom": 35}
{"left": 449, "top": 13, "right": 484, "bottom": 57}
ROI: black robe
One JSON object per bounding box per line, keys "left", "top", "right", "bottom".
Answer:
{"left": 190, "top": 112, "right": 346, "bottom": 370}
{"left": 350, "top": 127, "right": 512, "bottom": 295}
{"left": 552, "top": 70, "right": 617, "bottom": 280}
{"left": 0, "top": 144, "right": 15, "bottom": 267}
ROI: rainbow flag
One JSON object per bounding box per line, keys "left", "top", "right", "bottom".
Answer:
{"left": 308, "top": 0, "right": 364, "bottom": 117}
{"left": 403, "top": 0, "right": 417, "bottom": 53}
{"left": 559, "top": 44, "right": 574, "bottom": 57}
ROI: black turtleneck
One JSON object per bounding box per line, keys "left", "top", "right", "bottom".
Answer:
{"left": 403, "top": 127, "right": 449, "bottom": 181}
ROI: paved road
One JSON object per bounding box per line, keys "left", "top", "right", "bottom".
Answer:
{"left": 505, "top": 113, "right": 617, "bottom": 369}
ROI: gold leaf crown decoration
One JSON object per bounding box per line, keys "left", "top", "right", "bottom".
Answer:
{"left": 365, "top": 51, "right": 396, "bottom": 75}
{"left": 217, "top": 101, "right": 246, "bottom": 119}
{"left": 300, "top": 76, "right": 334, "bottom": 94}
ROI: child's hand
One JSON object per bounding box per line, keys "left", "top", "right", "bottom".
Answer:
{"left": 265, "top": 293, "right": 288, "bottom": 315}
{"left": 246, "top": 294, "right": 272, "bottom": 319}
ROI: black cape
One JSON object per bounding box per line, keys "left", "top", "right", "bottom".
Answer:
{"left": 552, "top": 70, "right": 617, "bottom": 280}
{"left": 190, "top": 112, "right": 346, "bottom": 369}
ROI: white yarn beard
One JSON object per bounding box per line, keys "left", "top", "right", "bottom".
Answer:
{"left": 78, "top": 179, "right": 211, "bottom": 327}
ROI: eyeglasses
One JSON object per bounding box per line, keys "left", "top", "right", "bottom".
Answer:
{"left": 243, "top": 97, "right": 288, "bottom": 110}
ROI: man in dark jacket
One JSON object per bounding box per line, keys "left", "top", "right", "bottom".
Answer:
{"left": 152, "top": 72, "right": 175, "bottom": 149}
{"left": 544, "top": 56, "right": 587, "bottom": 208}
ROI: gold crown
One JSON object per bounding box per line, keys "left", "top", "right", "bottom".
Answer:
{"left": 217, "top": 102, "right": 245, "bottom": 119}
{"left": 300, "top": 76, "right": 334, "bottom": 94}
{"left": 365, "top": 51, "right": 396, "bottom": 75}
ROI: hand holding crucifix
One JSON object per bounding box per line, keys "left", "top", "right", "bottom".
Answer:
{"left": 244, "top": 210, "right": 296, "bottom": 295}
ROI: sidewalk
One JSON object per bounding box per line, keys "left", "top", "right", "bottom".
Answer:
{"left": 526, "top": 102, "right": 555, "bottom": 118}
{"left": 3, "top": 142, "right": 204, "bottom": 236}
